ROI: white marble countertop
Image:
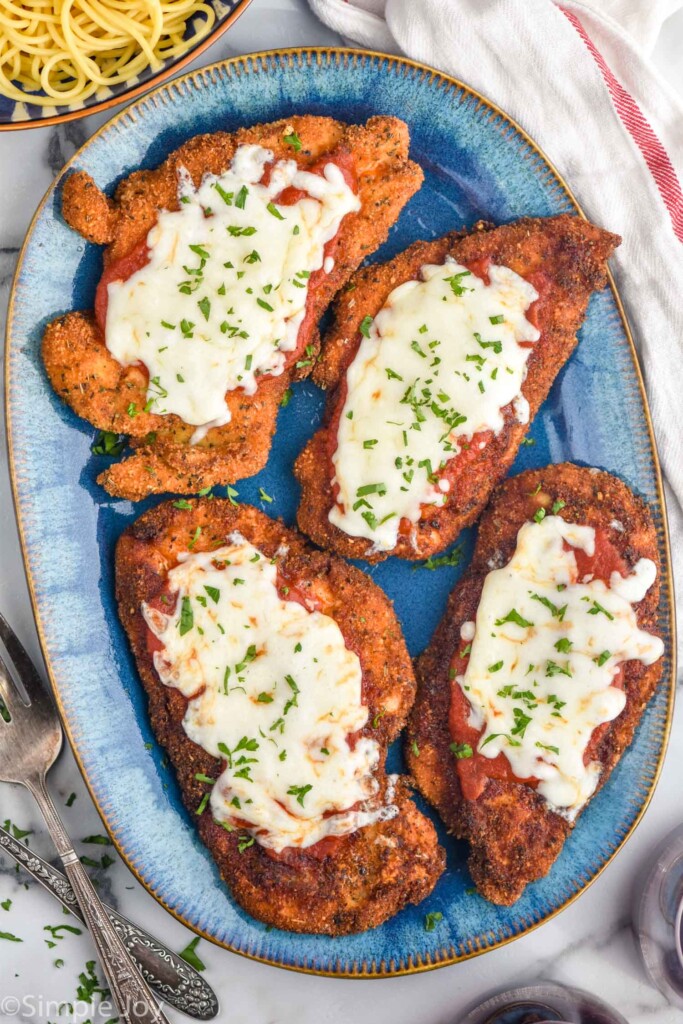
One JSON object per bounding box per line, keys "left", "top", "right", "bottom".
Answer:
{"left": 1, "top": 2, "right": 683, "bottom": 1021}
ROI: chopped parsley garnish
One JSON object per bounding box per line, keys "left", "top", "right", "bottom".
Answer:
{"left": 258, "top": 487, "right": 273, "bottom": 503}
{"left": 257, "top": 297, "right": 274, "bottom": 312}
{"left": 179, "top": 596, "right": 193, "bottom": 635}
{"left": 359, "top": 315, "right": 373, "bottom": 338}
{"left": 280, "top": 387, "right": 293, "bottom": 408}
{"left": 481, "top": 732, "right": 521, "bottom": 749}
{"left": 204, "top": 585, "right": 220, "bottom": 604}
{"left": 511, "top": 708, "right": 532, "bottom": 738}
{"left": 535, "top": 742, "right": 560, "bottom": 755}
{"left": 449, "top": 742, "right": 473, "bottom": 759}
{"left": 531, "top": 593, "right": 567, "bottom": 621}
{"left": 173, "top": 498, "right": 192, "bottom": 510}
{"left": 474, "top": 331, "right": 502, "bottom": 354}
{"left": 356, "top": 482, "right": 386, "bottom": 497}
{"left": 533, "top": 507, "right": 546, "bottom": 523}
{"left": 91, "top": 431, "right": 125, "bottom": 457}
{"left": 595, "top": 650, "right": 612, "bottom": 666}
{"left": 424, "top": 911, "right": 443, "bottom": 932}
{"left": 554, "top": 637, "right": 573, "bottom": 653}
{"left": 214, "top": 182, "right": 233, "bottom": 206}
{"left": 546, "top": 659, "right": 572, "bottom": 678}
{"left": 417, "top": 547, "right": 463, "bottom": 571}
{"left": 494, "top": 609, "right": 534, "bottom": 628}
{"left": 235, "top": 185, "right": 248, "bottom": 209}
{"left": 588, "top": 600, "right": 614, "bottom": 620}
{"left": 488, "top": 661, "right": 504, "bottom": 673}
{"left": 283, "top": 130, "right": 302, "bottom": 151}
{"left": 444, "top": 270, "right": 472, "bottom": 296}
{"left": 266, "top": 202, "right": 284, "bottom": 220}
{"left": 552, "top": 498, "right": 566, "bottom": 514}
{"left": 287, "top": 784, "right": 312, "bottom": 807}
{"left": 198, "top": 296, "right": 211, "bottom": 321}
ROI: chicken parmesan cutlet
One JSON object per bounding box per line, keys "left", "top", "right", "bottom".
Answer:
{"left": 295, "top": 215, "right": 620, "bottom": 561}
{"left": 43, "top": 115, "right": 423, "bottom": 501}
{"left": 406, "top": 463, "right": 664, "bottom": 905}
{"left": 116, "top": 499, "right": 444, "bottom": 933}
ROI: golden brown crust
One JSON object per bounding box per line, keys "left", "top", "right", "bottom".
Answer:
{"left": 45, "top": 115, "right": 423, "bottom": 501}
{"left": 405, "top": 463, "right": 663, "bottom": 905}
{"left": 115, "top": 499, "right": 444, "bottom": 933}
{"left": 295, "top": 215, "right": 620, "bottom": 562}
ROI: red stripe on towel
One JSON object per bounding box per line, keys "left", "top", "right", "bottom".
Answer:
{"left": 560, "top": 5, "right": 683, "bottom": 243}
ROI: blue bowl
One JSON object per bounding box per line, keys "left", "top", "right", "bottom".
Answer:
{"left": 0, "top": 0, "right": 252, "bottom": 131}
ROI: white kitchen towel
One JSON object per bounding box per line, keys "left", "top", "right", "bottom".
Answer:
{"left": 310, "top": 0, "right": 683, "bottom": 642}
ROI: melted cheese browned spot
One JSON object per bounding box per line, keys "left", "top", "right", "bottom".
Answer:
{"left": 143, "top": 533, "right": 396, "bottom": 852}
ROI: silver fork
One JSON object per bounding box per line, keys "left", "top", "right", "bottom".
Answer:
{"left": 0, "top": 614, "right": 171, "bottom": 1024}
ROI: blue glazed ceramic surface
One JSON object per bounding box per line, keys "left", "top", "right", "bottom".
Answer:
{"left": 6, "top": 50, "right": 674, "bottom": 976}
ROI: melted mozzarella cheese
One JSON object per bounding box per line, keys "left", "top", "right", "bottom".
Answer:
{"left": 457, "top": 515, "right": 664, "bottom": 818}
{"left": 106, "top": 144, "right": 359, "bottom": 441}
{"left": 329, "top": 260, "right": 540, "bottom": 551}
{"left": 142, "top": 534, "right": 395, "bottom": 852}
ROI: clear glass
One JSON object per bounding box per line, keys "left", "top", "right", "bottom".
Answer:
{"left": 460, "top": 982, "right": 629, "bottom": 1024}
{"left": 633, "top": 823, "right": 683, "bottom": 1009}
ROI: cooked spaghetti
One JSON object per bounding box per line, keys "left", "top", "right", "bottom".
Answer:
{"left": 0, "top": 0, "right": 216, "bottom": 109}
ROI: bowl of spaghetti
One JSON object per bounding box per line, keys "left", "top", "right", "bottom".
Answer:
{"left": 0, "top": 0, "right": 253, "bottom": 130}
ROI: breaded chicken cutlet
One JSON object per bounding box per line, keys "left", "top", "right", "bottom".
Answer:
{"left": 44, "top": 115, "right": 423, "bottom": 501}
{"left": 295, "top": 215, "right": 620, "bottom": 562}
{"left": 116, "top": 499, "right": 444, "bottom": 933}
{"left": 406, "top": 464, "right": 664, "bottom": 905}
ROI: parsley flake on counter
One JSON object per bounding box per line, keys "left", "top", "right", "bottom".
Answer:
{"left": 179, "top": 935, "right": 206, "bottom": 972}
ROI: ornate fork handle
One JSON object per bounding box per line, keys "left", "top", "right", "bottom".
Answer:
{"left": 0, "top": 829, "right": 217, "bottom": 1019}
{"left": 26, "top": 773, "right": 171, "bottom": 1024}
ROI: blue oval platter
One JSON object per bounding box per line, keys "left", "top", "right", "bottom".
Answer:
{"left": 6, "top": 48, "right": 676, "bottom": 977}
